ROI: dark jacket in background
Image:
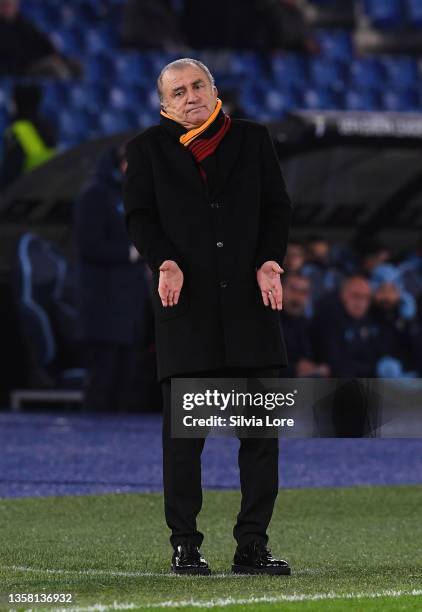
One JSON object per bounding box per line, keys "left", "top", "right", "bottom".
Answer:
{"left": 280, "top": 311, "right": 312, "bottom": 377}
{"left": 123, "top": 117, "right": 293, "bottom": 381}
{"left": 370, "top": 304, "right": 422, "bottom": 375}
{"left": 121, "top": 0, "right": 185, "bottom": 49}
{"left": 74, "top": 151, "right": 149, "bottom": 346}
{"left": 0, "top": 14, "right": 55, "bottom": 75}
{"left": 310, "top": 297, "right": 380, "bottom": 378}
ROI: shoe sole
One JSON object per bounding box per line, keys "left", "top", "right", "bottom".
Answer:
{"left": 171, "top": 566, "right": 211, "bottom": 576}
{"left": 232, "top": 564, "right": 291, "bottom": 576}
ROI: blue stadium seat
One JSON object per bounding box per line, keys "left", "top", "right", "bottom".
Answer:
{"left": 363, "top": 0, "right": 403, "bottom": 28}
{"left": 315, "top": 30, "right": 353, "bottom": 62}
{"left": 59, "top": 3, "right": 98, "bottom": 28}
{"left": 406, "top": 0, "right": 422, "bottom": 26}
{"left": 0, "top": 78, "right": 12, "bottom": 110}
{"left": 349, "top": 58, "right": 384, "bottom": 90}
{"left": 85, "top": 26, "right": 118, "bottom": 55}
{"left": 108, "top": 85, "right": 149, "bottom": 111}
{"left": 265, "top": 87, "right": 300, "bottom": 114}
{"left": 379, "top": 56, "right": 418, "bottom": 89}
{"left": 85, "top": 55, "right": 116, "bottom": 82}
{"left": 137, "top": 109, "right": 159, "bottom": 128}
{"left": 69, "top": 83, "right": 109, "bottom": 112}
{"left": 343, "top": 89, "right": 381, "bottom": 110}
{"left": 21, "top": 2, "right": 61, "bottom": 31}
{"left": 114, "top": 54, "right": 151, "bottom": 86}
{"left": 146, "top": 51, "right": 181, "bottom": 77}
{"left": 40, "top": 81, "right": 72, "bottom": 115}
{"left": 99, "top": 110, "right": 138, "bottom": 135}
{"left": 380, "top": 88, "right": 419, "bottom": 110}
{"left": 271, "top": 53, "right": 307, "bottom": 88}
{"left": 229, "top": 52, "right": 266, "bottom": 80}
{"left": 239, "top": 82, "right": 269, "bottom": 117}
{"left": 59, "top": 109, "right": 96, "bottom": 142}
{"left": 308, "top": 57, "right": 347, "bottom": 92}
{"left": 301, "top": 87, "right": 341, "bottom": 110}
{"left": 50, "top": 28, "right": 86, "bottom": 57}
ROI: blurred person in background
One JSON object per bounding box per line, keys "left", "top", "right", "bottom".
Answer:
{"left": 0, "top": 0, "right": 80, "bottom": 77}
{"left": 284, "top": 240, "right": 305, "bottom": 274}
{"left": 0, "top": 83, "right": 56, "bottom": 188}
{"left": 357, "top": 239, "right": 391, "bottom": 278}
{"left": 280, "top": 273, "right": 330, "bottom": 377}
{"left": 302, "top": 234, "right": 343, "bottom": 308}
{"left": 121, "top": 0, "right": 186, "bottom": 50}
{"left": 74, "top": 145, "right": 153, "bottom": 413}
{"left": 370, "top": 264, "right": 421, "bottom": 378}
{"left": 310, "top": 275, "right": 379, "bottom": 378}
{"left": 182, "top": 0, "right": 318, "bottom": 51}
{"left": 255, "top": 0, "right": 319, "bottom": 53}
{"left": 398, "top": 236, "right": 422, "bottom": 299}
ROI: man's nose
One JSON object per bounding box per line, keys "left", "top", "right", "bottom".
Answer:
{"left": 187, "top": 88, "right": 200, "bottom": 103}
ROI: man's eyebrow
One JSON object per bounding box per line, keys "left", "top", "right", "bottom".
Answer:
{"left": 172, "top": 79, "right": 205, "bottom": 93}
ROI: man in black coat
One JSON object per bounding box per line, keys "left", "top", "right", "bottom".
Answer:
{"left": 123, "top": 58, "right": 293, "bottom": 576}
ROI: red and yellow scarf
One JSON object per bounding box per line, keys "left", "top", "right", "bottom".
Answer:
{"left": 160, "top": 98, "right": 231, "bottom": 183}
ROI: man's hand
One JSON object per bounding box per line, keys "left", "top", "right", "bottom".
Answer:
{"left": 158, "top": 260, "right": 184, "bottom": 307}
{"left": 257, "top": 261, "right": 284, "bottom": 310}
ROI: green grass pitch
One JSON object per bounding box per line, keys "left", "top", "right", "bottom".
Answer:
{"left": 1, "top": 485, "right": 421, "bottom": 611}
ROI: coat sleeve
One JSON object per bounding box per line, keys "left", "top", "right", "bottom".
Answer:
{"left": 255, "top": 126, "right": 293, "bottom": 270}
{"left": 123, "top": 137, "right": 182, "bottom": 273}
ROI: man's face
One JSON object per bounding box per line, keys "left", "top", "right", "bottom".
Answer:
{"left": 160, "top": 65, "right": 218, "bottom": 129}
{"left": 341, "top": 278, "right": 372, "bottom": 319}
{"left": 283, "top": 276, "right": 310, "bottom": 316}
{"left": 0, "top": 0, "right": 19, "bottom": 20}
{"left": 374, "top": 283, "right": 400, "bottom": 311}
{"left": 285, "top": 243, "right": 305, "bottom": 273}
{"left": 307, "top": 240, "right": 329, "bottom": 264}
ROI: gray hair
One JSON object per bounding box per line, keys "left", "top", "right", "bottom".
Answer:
{"left": 156, "top": 58, "right": 215, "bottom": 103}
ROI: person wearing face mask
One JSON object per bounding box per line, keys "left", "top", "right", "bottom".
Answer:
{"left": 74, "top": 146, "right": 152, "bottom": 413}
{"left": 123, "top": 58, "right": 293, "bottom": 576}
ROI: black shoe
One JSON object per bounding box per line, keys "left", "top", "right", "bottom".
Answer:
{"left": 232, "top": 540, "right": 291, "bottom": 575}
{"left": 171, "top": 542, "right": 211, "bottom": 575}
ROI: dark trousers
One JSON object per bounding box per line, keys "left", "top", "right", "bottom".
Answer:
{"left": 161, "top": 366, "right": 281, "bottom": 550}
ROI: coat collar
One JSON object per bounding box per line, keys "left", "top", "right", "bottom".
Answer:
{"left": 159, "top": 114, "right": 245, "bottom": 201}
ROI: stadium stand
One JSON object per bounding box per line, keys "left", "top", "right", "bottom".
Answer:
{"left": 0, "top": 0, "right": 420, "bottom": 149}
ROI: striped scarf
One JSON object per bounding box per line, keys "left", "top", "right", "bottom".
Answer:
{"left": 160, "top": 98, "right": 231, "bottom": 184}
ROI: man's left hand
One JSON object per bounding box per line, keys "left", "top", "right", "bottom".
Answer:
{"left": 257, "top": 261, "right": 284, "bottom": 310}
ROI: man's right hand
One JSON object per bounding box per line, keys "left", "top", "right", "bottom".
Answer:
{"left": 158, "top": 260, "right": 184, "bottom": 307}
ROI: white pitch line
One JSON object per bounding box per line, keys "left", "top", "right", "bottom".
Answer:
{"left": 12, "top": 589, "right": 422, "bottom": 612}
{"left": 0, "top": 565, "right": 321, "bottom": 579}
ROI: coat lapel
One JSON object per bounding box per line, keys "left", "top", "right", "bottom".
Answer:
{"left": 158, "top": 120, "right": 209, "bottom": 201}
{"left": 158, "top": 115, "right": 246, "bottom": 202}
{"left": 211, "top": 122, "right": 246, "bottom": 200}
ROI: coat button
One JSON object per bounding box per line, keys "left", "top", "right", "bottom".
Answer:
{"left": 220, "top": 280, "right": 228, "bottom": 288}
{"left": 216, "top": 241, "right": 224, "bottom": 248}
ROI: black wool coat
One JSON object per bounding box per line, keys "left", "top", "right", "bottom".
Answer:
{"left": 123, "top": 116, "right": 293, "bottom": 381}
